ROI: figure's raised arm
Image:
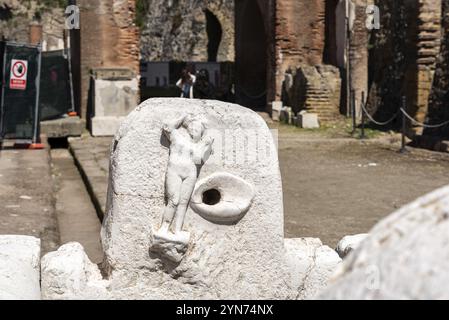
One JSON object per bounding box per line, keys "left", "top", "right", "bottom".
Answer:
{"left": 162, "top": 114, "right": 187, "bottom": 137}
{"left": 197, "top": 136, "right": 214, "bottom": 164}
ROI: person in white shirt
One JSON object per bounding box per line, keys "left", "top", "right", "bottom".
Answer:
{"left": 176, "top": 68, "right": 196, "bottom": 99}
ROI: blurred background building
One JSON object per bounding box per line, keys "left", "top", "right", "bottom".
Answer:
{"left": 1, "top": 0, "right": 449, "bottom": 140}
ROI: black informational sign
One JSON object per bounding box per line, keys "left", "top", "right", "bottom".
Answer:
{"left": 0, "top": 41, "right": 42, "bottom": 142}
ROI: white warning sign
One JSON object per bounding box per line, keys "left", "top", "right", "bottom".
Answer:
{"left": 10, "top": 59, "right": 28, "bottom": 90}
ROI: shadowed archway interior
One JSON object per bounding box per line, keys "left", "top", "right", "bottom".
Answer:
{"left": 236, "top": 0, "right": 267, "bottom": 110}
{"left": 205, "top": 10, "right": 223, "bottom": 62}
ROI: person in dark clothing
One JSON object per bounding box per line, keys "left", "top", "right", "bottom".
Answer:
{"left": 193, "top": 69, "right": 216, "bottom": 99}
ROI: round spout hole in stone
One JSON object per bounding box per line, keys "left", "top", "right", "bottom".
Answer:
{"left": 190, "top": 172, "right": 255, "bottom": 225}
{"left": 202, "top": 189, "right": 221, "bottom": 206}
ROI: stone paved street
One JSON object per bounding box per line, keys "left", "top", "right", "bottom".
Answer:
{"left": 69, "top": 136, "right": 111, "bottom": 220}
{"left": 51, "top": 149, "right": 103, "bottom": 263}
{"left": 68, "top": 126, "right": 449, "bottom": 247}
{"left": 0, "top": 142, "right": 59, "bottom": 255}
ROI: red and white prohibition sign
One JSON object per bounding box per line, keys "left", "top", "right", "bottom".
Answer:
{"left": 10, "top": 59, "right": 28, "bottom": 90}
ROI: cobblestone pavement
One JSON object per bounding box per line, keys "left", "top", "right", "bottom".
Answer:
{"left": 0, "top": 142, "right": 59, "bottom": 255}
{"left": 68, "top": 128, "right": 449, "bottom": 247}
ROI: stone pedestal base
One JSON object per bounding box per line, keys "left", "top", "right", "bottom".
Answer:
{"left": 297, "top": 113, "right": 320, "bottom": 129}
{"left": 91, "top": 116, "right": 126, "bottom": 137}
{"left": 150, "top": 230, "right": 190, "bottom": 263}
{"left": 0, "top": 236, "right": 41, "bottom": 300}
{"left": 41, "top": 117, "right": 84, "bottom": 138}
{"left": 271, "top": 101, "right": 283, "bottom": 122}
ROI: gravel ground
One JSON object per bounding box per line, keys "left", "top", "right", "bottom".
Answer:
{"left": 279, "top": 130, "right": 449, "bottom": 247}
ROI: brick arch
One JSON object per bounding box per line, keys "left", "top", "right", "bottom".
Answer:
{"left": 324, "top": 0, "right": 340, "bottom": 66}
{"left": 205, "top": 4, "right": 235, "bottom": 62}
{"left": 235, "top": 0, "right": 274, "bottom": 110}
{"left": 204, "top": 9, "right": 223, "bottom": 62}
{"left": 235, "top": 0, "right": 269, "bottom": 110}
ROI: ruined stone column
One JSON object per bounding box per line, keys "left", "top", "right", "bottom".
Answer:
{"left": 349, "top": 0, "right": 370, "bottom": 119}
{"left": 414, "top": 0, "right": 442, "bottom": 134}
{"left": 427, "top": 0, "right": 449, "bottom": 137}
{"left": 274, "top": 0, "right": 326, "bottom": 101}
{"left": 75, "top": 0, "right": 139, "bottom": 121}
{"left": 29, "top": 22, "right": 43, "bottom": 45}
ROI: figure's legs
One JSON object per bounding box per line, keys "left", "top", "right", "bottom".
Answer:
{"left": 160, "top": 170, "right": 182, "bottom": 233}
{"left": 173, "top": 175, "right": 197, "bottom": 233}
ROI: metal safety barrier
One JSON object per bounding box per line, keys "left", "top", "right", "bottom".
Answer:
{"left": 355, "top": 91, "right": 449, "bottom": 153}
{"left": 0, "top": 41, "right": 42, "bottom": 148}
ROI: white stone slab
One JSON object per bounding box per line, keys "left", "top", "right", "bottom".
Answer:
{"left": 335, "top": 234, "right": 368, "bottom": 258}
{"left": 297, "top": 113, "right": 320, "bottom": 129}
{"left": 285, "top": 238, "right": 342, "bottom": 299}
{"left": 0, "top": 236, "right": 41, "bottom": 300}
{"left": 91, "top": 77, "right": 139, "bottom": 137}
{"left": 320, "top": 185, "right": 449, "bottom": 299}
{"left": 41, "top": 243, "right": 108, "bottom": 300}
{"left": 272, "top": 101, "right": 283, "bottom": 122}
{"left": 41, "top": 98, "right": 336, "bottom": 300}
{"left": 93, "top": 78, "right": 139, "bottom": 118}
{"left": 91, "top": 116, "right": 126, "bottom": 137}
{"left": 99, "top": 98, "right": 291, "bottom": 299}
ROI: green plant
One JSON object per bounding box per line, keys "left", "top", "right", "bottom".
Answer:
{"left": 135, "top": 0, "right": 149, "bottom": 29}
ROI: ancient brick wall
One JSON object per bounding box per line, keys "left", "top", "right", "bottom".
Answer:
{"left": 414, "top": 0, "right": 442, "bottom": 130}
{"left": 234, "top": 0, "right": 275, "bottom": 110}
{"left": 285, "top": 65, "right": 342, "bottom": 121}
{"left": 234, "top": 0, "right": 328, "bottom": 112}
{"left": 367, "top": 0, "right": 418, "bottom": 124}
{"left": 349, "top": 0, "right": 370, "bottom": 118}
{"left": 368, "top": 0, "right": 442, "bottom": 133}
{"left": 274, "top": 0, "right": 326, "bottom": 101}
{"left": 427, "top": 0, "right": 449, "bottom": 137}
{"left": 75, "top": 0, "right": 139, "bottom": 120}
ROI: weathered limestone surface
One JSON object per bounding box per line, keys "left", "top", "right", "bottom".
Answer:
{"left": 100, "top": 98, "right": 290, "bottom": 299}
{"left": 41, "top": 98, "right": 343, "bottom": 300}
{"left": 285, "top": 238, "right": 342, "bottom": 300}
{"left": 41, "top": 243, "right": 108, "bottom": 300}
{"left": 297, "top": 113, "right": 320, "bottom": 129}
{"left": 335, "top": 234, "right": 368, "bottom": 258}
{"left": 0, "top": 236, "right": 41, "bottom": 300}
{"left": 90, "top": 69, "right": 139, "bottom": 137}
{"left": 320, "top": 185, "right": 449, "bottom": 299}
{"left": 41, "top": 117, "right": 84, "bottom": 138}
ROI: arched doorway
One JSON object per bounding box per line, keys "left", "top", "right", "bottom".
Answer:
{"left": 324, "top": 0, "right": 339, "bottom": 66}
{"left": 205, "top": 10, "right": 222, "bottom": 62}
{"left": 235, "top": 0, "right": 267, "bottom": 110}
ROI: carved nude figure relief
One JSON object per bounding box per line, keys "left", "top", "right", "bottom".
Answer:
{"left": 150, "top": 114, "right": 213, "bottom": 263}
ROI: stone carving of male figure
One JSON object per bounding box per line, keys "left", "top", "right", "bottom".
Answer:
{"left": 151, "top": 114, "right": 213, "bottom": 262}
